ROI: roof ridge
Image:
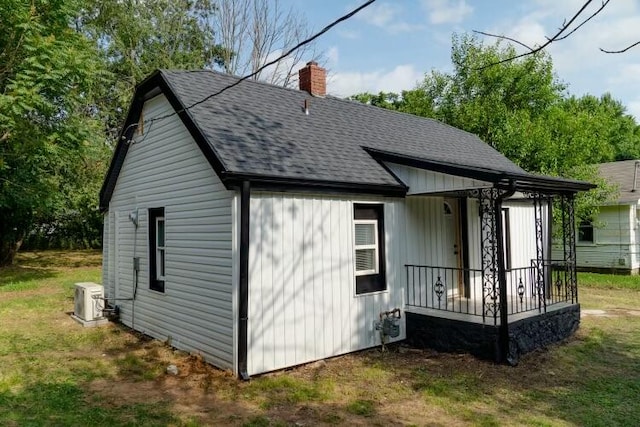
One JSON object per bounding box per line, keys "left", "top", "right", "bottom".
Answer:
{"left": 160, "top": 68, "right": 320, "bottom": 97}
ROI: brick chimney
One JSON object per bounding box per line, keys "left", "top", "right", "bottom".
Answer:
{"left": 298, "top": 61, "right": 326, "bottom": 96}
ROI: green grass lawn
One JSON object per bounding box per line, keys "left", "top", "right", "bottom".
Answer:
{"left": 578, "top": 272, "right": 640, "bottom": 290}
{"left": 1, "top": 251, "right": 639, "bottom": 426}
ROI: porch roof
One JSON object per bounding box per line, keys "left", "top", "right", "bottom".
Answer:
{"left": 366, "top": 148, "right": 596, "bottom": 195}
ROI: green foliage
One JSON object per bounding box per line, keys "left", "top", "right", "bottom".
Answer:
{"left": 345, "top": 399, "right": 376, "bottom": 417}
{"left": 80, "top": 0, "right": 227, "bottom": 138}
{"left": 0, "top": 0, "right": 108, "bottom": 265}
{"left": 245, "top": 375, "right": 333, "bottom": 409}
{"left": 352, "top": 34, "right": 640, "bottom": 222}
{"left": 1, "top": 0, "right": 233, "bottom": 262}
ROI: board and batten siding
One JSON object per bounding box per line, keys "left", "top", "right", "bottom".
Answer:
{"left": 103, "top": 94, "right": 236, "bottom": 371}
{"left": 403, "top": 197, "right": 542, "bottom": 304}
{"left": 385, "top": 162, "right": 491, "bottom": 195}
{"left": 247, "top": 193, "right": 407, "bottom": 375}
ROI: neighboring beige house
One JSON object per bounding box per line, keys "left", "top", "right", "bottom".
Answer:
{"left": 573, "top": 160, "right": 640, "bottom": 274}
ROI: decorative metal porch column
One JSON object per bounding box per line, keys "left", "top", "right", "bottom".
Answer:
{"left": 532, "top": 193, "right": 547, "bottom": 312}
{"left": 561, "top": 194, "right": 578, "bottom": 303}
{"left": 474, "top": 188, "right": 509, "bottom": 325}
{"left": 473, "top": 186, "right": 512, "bottom": 363}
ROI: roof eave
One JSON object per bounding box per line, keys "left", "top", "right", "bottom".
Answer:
{"left": 99, "top": 71, "right": 165, "bottom": 211}
{"left": 223, "top": 172, "right": 408, "bottom": 197}
{"left": 365, "top": 147, "right": 596, "bottom": 195}
{"left": 99, "top": 70, "right": 230, "bottom": 212}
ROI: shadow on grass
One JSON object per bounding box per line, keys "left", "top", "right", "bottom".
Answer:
{"left": 0, "top": 266, "right": 56, "bottom": 290}
{"left": 16, "top": 250, "right": 102, "bottom": 269}
{"left": 371, "top": 321, "right": 640, "bottom": 426}
{"left": 0, "top": 381, "right": 180, "bottom": 426}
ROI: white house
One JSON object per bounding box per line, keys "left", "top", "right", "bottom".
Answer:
{"left": 572, "top": 160, "right": 640, "bottom": 274}
{"left": 99, "top": 63, "right": 594, "bottom": 378}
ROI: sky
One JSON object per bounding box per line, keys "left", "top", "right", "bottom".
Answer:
{"left": 280, "top": 0, "right": 640, "bottom": 119}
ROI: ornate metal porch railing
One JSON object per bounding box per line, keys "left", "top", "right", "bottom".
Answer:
{"left": 506, "top": 260, "right": 574, "bottom": 315}
{"left": 406, "top": 260, "right": 577, "bottom": 321}
{"left": 405, "top": 264, "right": 485, "bottom": 318}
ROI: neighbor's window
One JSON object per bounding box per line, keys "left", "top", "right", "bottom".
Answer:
{"left": 578, "top": 220, "right": 594, "bottom": 243}
{"left": 149, "top": 207, "right": 166, "bottom": 292}
{"left": 354, "top": 204, "right": 386, "bottom": 294}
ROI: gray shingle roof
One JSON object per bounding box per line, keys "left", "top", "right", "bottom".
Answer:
{"left": 161, "top": 69, "right": 526, "bottom": 186}
{"left": 100, "top": 69, "right": 595, "bottom": 210}
{"left": 598, "top": 160, "right": 640, "bottom": 204}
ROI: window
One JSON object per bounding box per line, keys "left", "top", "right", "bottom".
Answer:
{"left": 578, "top": 220, "right": 594, "bottom": 243}
{"left": 149, "top": 207, "right": 165, "bottom": 292}
{"left": 354, "top": 204, "right": 386, "bottom": 294}
{"left": 355, "top": 220, "right": 378, "bottom": 275}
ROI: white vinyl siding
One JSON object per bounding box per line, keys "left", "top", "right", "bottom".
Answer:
{"left": 102, "top": 211, "right": 113, "bottom": 297}
{"left": 247, "top": 193, "right": 406, "bottom": 375}
{"left": 561, "top": 204, "right": 638, "bottom": 271}
{"left": 104, "top": 210, "right": 116, "bottom": 300}
{"left": 103, "top": 94, "right": 235, "bottom": 370}
{"left": 385, "top": 162, "right": 491, "bottom": 195}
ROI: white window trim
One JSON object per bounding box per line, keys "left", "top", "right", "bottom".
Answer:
{"left": 156, "top": 216, "right": 165, "bottom": 281}
{"left": 354, "top": 219, "right": 379, "bottom": 276}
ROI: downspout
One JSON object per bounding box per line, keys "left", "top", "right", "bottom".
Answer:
{"left": 495, "top": 180, "right": 517, "bottom": 364}
{"left": 238, "top": 180, "right": 250, "bottom": 380}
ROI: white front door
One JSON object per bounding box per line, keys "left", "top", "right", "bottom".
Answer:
{"left": 443, "top": 198, "right": 463, "bottom": 295}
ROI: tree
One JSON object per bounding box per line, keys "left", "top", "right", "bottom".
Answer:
{"left": 80, "top": 0, "right": 228, "bottom": 140}
{"left": 213, "top": 0, "right": 323, "bottom": 88}
{"left": 560, "top": 94, "right": 640, "bottom": 161}
{"left": 352, "top": 34, "right": 626, "bottom": 222}
{"left": 0, "top": 0, "right": 107, "bottom": 265}
{"left": 474, "top": 0, "right": 639, "bottom": 69}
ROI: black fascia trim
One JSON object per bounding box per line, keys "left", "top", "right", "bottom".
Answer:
{"left": 365, "top": 147, "right": 595, "bottom": 195}
{"left": 159, "top": 73, "right": 229, "bottom": 183}
{"left": 224, "top": 172, "right": 407, "bottom": 197}
{"left": 99, "top": 71, "right": 172, "bottom": 211}
{"left": 99, "top": 70, "right": 231, "bottom": 211}
{"left": 501, "top": 178, "right": 595, "bottom": 194}
{"left": 364, "top": 147, "right": 507, "bottom": 183}
{"left": 366, "top": 152, "right": 410, "bottom": 190}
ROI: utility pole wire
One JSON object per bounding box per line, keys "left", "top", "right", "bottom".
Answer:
{"left": 125, "top": 0, "right": 376, "bottom": 138}
{"left": 472, "top": 0, "right": 597, "bottom": 70}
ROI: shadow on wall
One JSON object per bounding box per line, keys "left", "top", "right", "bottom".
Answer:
{"left": 247, "top": 193, "right": 398, "bottom": 372}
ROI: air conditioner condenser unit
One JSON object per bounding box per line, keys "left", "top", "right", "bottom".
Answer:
{"left": 72, "top": 282, "right": 108, "bottom": 327}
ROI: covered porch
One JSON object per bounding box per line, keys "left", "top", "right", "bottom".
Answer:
{"left": 381, "top": 154, "right": 594, "bottom": 364}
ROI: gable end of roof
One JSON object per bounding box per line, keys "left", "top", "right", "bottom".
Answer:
{"left": 98, "top": 70, "right": 230, "bottom": 211}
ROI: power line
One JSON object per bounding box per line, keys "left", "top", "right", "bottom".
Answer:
{"left": 124, "top": 0, "right": 377, "bottom": 141}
